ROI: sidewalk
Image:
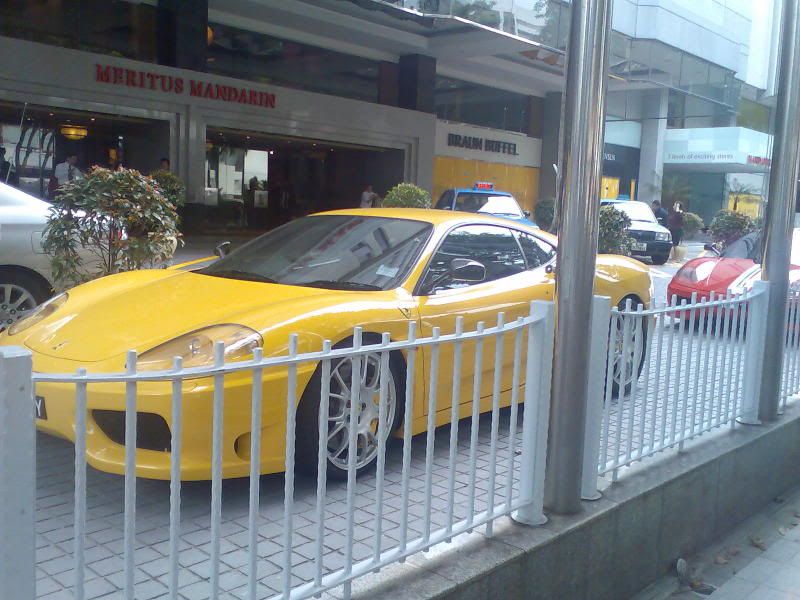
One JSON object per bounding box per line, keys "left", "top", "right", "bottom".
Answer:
{"left": 635, "top": 484, "right": 800, "bottom": 599}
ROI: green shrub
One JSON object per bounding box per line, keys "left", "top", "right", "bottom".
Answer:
{"left": 709, "top": 209, "right": 754, "bottom": 247}
{"left": 682, "top": 212, "right": 704, "bottom": 238}
{"left": 533, "top": 197, "right": 555, "bottom": 231}
{"left": 598, "top": 205, "right": 633, "bottom": 255}
{"left": 382, "top": 183, "right": 432, "bottom": 209}
{"left": 43, "top": 167, "right": 180, "bottom": 289}
{"left": 150, "top": 169, "right": 186, "bottom": 208}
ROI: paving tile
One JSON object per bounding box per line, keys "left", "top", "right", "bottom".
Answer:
{"left": 709, "top": 577, "right": 759, "bottom": 600}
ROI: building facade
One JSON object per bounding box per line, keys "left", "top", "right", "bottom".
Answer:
{"left": 0, "top": 0, "right": 778, "bottom": 232}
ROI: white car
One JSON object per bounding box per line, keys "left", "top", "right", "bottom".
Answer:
{"left": 0, "top": 183, "right": 61, "bottom": 329}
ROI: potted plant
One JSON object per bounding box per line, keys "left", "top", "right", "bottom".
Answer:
{"left": 381, "top": 183, "right": 432, "bottom": 208}
{"left": 43, "top": 167, "right": 180, "bottom": 290}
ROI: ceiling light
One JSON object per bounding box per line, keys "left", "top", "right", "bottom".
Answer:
{"left": 59, "top": 125, "right": 88, "bottom": 140}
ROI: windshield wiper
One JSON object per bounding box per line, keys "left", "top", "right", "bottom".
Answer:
{"left": 302, "top": 280, "right": 381, "bottom": 291}
{"left": 205, "top": 269, "right": 277, "bottom": 284}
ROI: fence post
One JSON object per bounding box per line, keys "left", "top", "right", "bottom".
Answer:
{"left": 740, "top": 281, "right": 770, "bottom": 425}
{"left": 513, "top": 301, "right": 555, "bottom": 526}
{"left": 0, "top": 347, "right": 35, "bottom": 600}
{"left": 581, "top": 296, "right": 611, "bottom": 501}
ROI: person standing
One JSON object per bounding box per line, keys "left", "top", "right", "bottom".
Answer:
{"left": 53, "top": 154, "right": 83, "bottom": 185}
{"left": 159, "top": 157, "right": 171, "bottom": 171}
{"left": 360, "top": 184, "right": 379, "bottom": 208}
{"left": 668, "top": 202, "right": 685, "bottom": 252}
{"left": 652, "top": 200, "right": 668, "bottom": 228}
{"left": 0, "top": 147, "right": 12, "bottom": 184}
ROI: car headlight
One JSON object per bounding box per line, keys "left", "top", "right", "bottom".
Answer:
{"left": 138, "top": 324, "right": 263, "bottom": 371}
{"left": 655, "top": 232, "right": 672, "bottom": 242}
{"left": 7, "top": 293, "right": 68, "bottom": 336}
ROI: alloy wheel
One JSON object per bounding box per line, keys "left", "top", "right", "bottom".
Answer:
{"left": 326, "top": 353, "right": 397, "bottom": 472}
{"left": 0, "top": 284, "right": 38, "bottom": 331}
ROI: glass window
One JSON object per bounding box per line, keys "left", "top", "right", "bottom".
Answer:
{"left": 516, "top": 233, "right": 555, "bottom": 269}
{"left": 454, "top": 193, "right": 523, "bottom": 217}
{"left": 435, "top": 75, "right": 531, "bottom": 134}
{"left": 435, "top": 189, "right": 456, "bottom": 210}
{"left": 421, "top": 225, "right": 525, "bottom": 293}
{"left": 602, "top": 201, "right": 657, "bottom": 223}
{"left": 201, "top": 215, "right": 432, "bottom": 291}
{"left": 0, "top": 0, "right": 157, "bottom": 62}
{"left": 206, "top": 23, "right": 380, "bottom": 103}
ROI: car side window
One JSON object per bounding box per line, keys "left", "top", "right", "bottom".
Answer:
{"left": 421, "top": 225, "right": 526, "bottom": 294}
{"left": 516, "top": 232, "right": 556, "bottom": 269}
{"left": 435, "top": 190, "right": 456, "bottom": 210}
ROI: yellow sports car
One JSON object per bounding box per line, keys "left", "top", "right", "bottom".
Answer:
{"left": 2, "top": 209, "right": 650, "bottom": 480}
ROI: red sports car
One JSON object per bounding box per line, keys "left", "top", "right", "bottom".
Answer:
{"left": 668, "top": 229, "right": 800, "bottom": 307}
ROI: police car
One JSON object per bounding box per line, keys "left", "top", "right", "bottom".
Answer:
{"left": 434, "top": 182, "right": 538, "bottom": 227}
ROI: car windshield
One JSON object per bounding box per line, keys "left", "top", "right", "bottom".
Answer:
{"left": 455, "top": 193, "right": 523, "bottom": 217}
{"left": 604, "top": 201, "right": 657, "bottom": 223}
{"left": 722, "top": 231, "right": 762, "bottom": 260}
{"left": 199, "top": 215, "right": 433, "bottom": 291}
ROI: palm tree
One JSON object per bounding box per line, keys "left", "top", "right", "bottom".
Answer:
{"left": 728, "top": 180, "right": 759, "bottom": 212}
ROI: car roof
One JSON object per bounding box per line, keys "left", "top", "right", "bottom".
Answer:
{"left": 451, "top": 188, "right": 513, "bottom": 196}
{"left": 316, "top": 207, "right": 548, "bottom": 237}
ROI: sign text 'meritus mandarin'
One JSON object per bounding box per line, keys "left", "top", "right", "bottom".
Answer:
{"left": 95, "top": 64, "right": 276, "bottom": 109}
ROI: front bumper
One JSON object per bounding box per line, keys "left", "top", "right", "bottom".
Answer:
{"left": 630, "top": 240, "right": 672, "bottom": 258}
{"left": 33, "top": 364, "right": 317, "bottom": 481}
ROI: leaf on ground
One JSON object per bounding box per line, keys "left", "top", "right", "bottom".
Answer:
{"left": 728, "top": 545, "right": 741, "bottom": 556}
{"left": 749, "top": 536, "right": 767, "bottom": 550}
{"left": 779, "top": 526, "right": 788, "bottom": 536}
{"left": 794, "top": 510, "right": 800, "bottom": 519}
{"left": 690, "top": 580, "right": 716, "bottom": 595}
{"left": 714, "top": 554, "right": 729, "bottom": 565}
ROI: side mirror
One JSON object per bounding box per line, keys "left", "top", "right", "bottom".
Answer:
{"left": 214, "top": 241, "right": 231, "bottom": 258}
{"left": 703, "top": 243, "right": 720, "bottom": 256}
{"left": 450, "top": 258, "right": 486, "bottom": 282}
{"left": 545, "top": 263, "right": 556, "bottom": 275}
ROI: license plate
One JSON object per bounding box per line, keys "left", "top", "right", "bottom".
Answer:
{"left": 632, "top": 242, "right": 647, "bottom": 251}
{"left": 35, "top": 395, "right": 47, "bottom": 420}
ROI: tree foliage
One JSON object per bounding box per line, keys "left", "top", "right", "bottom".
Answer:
{"left": 681, "top": 212, "right": 704, "bottom": 238}
{"left": 150, "top": 169, "right": 186, "bottom": 208}
{"left": 381, "top": 183, "right": 432, "bottom": 209}
{"left": 709, "top": 209, "right": 755, "bottom": 248}
{"left": 42, "top": 167, "right": 180, "bottom": 289}
{"left": 533, "top": 196, "right": 555, "bottom": 231}
{"left": 598, "top": 205, "right": 633, "bottom": 255}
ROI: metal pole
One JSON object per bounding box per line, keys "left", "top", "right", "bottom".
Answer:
{"left": 544, "top": 0, "right": 613, "bottom": 514}
{"left": 759, "top": 0, "right": 800, "bottom": 422}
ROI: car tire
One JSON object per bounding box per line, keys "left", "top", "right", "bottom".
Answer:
{"left": 296, "top": 337, "right": 405, "bottom": 480}
{"left": 609, "top": 296, "right": 648, "bottom": 398}
{"left": 651, "top": 254, "right": 669, "bottom": 265}
{"left": 0, "top": 269, "right": 52, "bottom": 331}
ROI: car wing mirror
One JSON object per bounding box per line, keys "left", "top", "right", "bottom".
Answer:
{"left": 214, "top": 241, "right": 231, "bottom": 258}
{"left": 450, "top": 258, "right": 486, "bottom": 282}
{"left": 545, "top": 263, "right": 556, "bottom": 275}
{"left": 703, "top": 243, "right": 720, "bottom": 256}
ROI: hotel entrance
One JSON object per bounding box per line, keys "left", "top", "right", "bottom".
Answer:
{"left": 190, "top": 127, "right": 405, "bottom": 233}
{"left": 0, "top": 101, "right": 170, "bottom": 199}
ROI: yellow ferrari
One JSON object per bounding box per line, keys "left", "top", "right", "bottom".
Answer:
{"left": 2, "top": 208, "right": 650, "bottom": 480}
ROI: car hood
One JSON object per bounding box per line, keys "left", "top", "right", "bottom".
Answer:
{"left": 672, "top": 257, "right": 755, "bottom": 293}
{"left": 16, "top": 269, "right": 371, "bottom": 363}
{"left": 627, "top": 220, "right": 670, "bottom": 234}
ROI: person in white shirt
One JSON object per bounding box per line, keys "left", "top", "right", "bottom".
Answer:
{"left": 360, "top": 184, "right": 379, "bottom": 208}
{"left": 53, "top": 154, "right": 83, "bottom": 185}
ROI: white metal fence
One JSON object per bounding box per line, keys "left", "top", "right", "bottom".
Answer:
{"left": 581, "top": 282, "right": 769, "bottom": 498}
{"left": 2, "top": 303, "right": 554, "bottom": 600}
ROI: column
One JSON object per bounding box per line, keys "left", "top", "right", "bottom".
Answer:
{"left": 158, "top": 0, "right": 209, "bottom": 72}
{"left": 398, "top": 54, "right": 436, "bottom": 113}
{"left": 538, "top": 92, "right": 563, "bottom": 200}
{"left": 637, "top": 89, "right": 668, "bottom": 204}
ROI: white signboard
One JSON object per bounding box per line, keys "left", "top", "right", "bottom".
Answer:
{"left": 435, "top": 121, "right": 541, "bottom": 168}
